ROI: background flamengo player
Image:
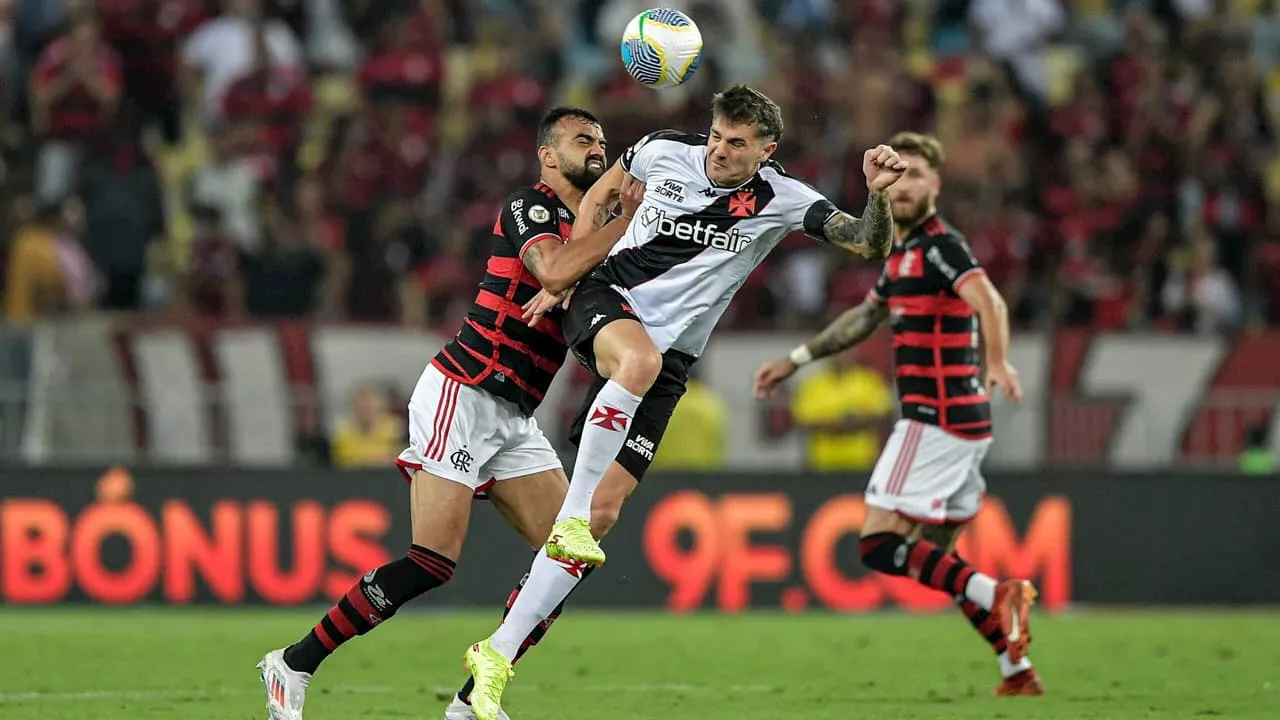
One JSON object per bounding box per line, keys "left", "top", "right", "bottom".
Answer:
{"left": 753, "top": 131, "right": 1045, "bottom": 697}
{"left": 256, "top": 107, "right": 643, "bottom": 720}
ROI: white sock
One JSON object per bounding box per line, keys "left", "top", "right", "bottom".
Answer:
{"left": 489, "top": 546, "right": 585, "bottom": 661}
{"left": 998, "top": 650, "right": 1033, "bottom": 678}
{"left": 964, "top": 573, "right": 998, "bottom": 610}
{"left": 557, "top": 380, "right": 642, "bottom": 521}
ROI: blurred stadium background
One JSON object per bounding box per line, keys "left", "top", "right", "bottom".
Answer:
{"left": 0, "top": 1, "right": 1278, "bottom": 718}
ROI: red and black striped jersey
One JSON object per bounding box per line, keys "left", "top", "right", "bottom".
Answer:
{"left": 431, "top": 182, "right": 575, "bottom": 415}
{"left": 870, "top": 214, "right": 991, "bottom": 439}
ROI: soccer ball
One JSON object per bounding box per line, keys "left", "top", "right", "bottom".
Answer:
{"left": 620, "top": 8, "right": 703, "bottom": 89}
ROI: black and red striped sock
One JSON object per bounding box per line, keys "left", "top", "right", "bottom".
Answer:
{"left": 456, "top": 564, "right": 596, "bottom": 704}
{"left": 859, "top": 533, "right": 995, "bottom": 605}
{"left": 282, "top": 545, "right": 455, "bottom": 675}
{"left": 957, "top": 596, "right": 1009, "bottom": 655}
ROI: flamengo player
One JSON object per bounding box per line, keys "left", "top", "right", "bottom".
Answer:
{"left": 461, "top": 85, "right": 906, "bottom": 720}
{"left": 256, "top": 107, "right": 643, "bottom": 720}
{"left": 753, "top": 132, "right": 1044, "bottom": 696}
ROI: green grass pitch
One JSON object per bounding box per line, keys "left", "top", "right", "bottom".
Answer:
{"left": 0, "top": 608, "right": 1275, "bottom": 719}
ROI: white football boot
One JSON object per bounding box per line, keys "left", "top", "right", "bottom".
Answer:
{"left": 258, "top": 648, "right": 311, "bottom": 720}
{"left": 444, "top": 693, "right": 510, "bottom": 720}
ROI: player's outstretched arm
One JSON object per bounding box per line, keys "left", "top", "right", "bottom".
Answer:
{"left": 821, "top": 194, "right": 893, "bottom": 261}
{"left": 752, "top": 294, "right": 889, "bottom": 398}
{"left": 803, "top": 295, "right": 890, "bottom": 361}
{"left": 818, "top": 144, "right": 906, "bottom": 261}
{"left": 522, "top": 169, "right": 643, "bottom": 294}
{"left": 572, "top": 160, "right": 628, "bottom": 242}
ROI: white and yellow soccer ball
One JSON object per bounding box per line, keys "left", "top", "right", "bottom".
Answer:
{"left": 619, "top": 8, "right": 703, "bottom": 89}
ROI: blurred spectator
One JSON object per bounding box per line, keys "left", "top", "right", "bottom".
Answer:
{"left": 241, "top": 193, "right": 330, "bottom": 317}
{"left": 187, "top": 122, "right": 262, "bottom": 252}
{"left": 220, "top": 18, "right": 313, "bottom": 182}
{"left": 330, "top": 382, "right": 404, "bottom": 468}
{"left": 99, "top": 0, "right": 208, "bottom": 145}
{"left": 79, "top": 105, "right": 165, "bottom": 310}
{"left": 30, "top": 11, "right": 122, "bottom": 205}
{"left": 650, "top": 368, "right": 727, "bottom": 471}
{"left": 791, "top": 350, "right": 893, "bottom": 471}
{"left": 1162, "top": 227, "right": 1244, "bottom": 334}
{"left": 4, "top": 196, "right": 96, "bottom": 319}
{"left": 180, "top": 0, "right": 302, "bottom": 126}
{"left": 967, "top": 0, "right": 1066, "bottom": 103}
{"left": 356, "top": 8, "right": 443, "bottom": 147}
{"left": 182, "top": 205, "right": 244, "bottom": 317}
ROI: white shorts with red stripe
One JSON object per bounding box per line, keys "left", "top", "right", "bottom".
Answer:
{"left": 865, "top": 419, "right": 993, "bottom": 524}
{"left": 395, "top": 364, "right": 561, "bottom": 491}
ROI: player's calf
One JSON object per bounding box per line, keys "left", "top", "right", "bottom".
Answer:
{"left": 554, "top": 320, "right": 655, "bottom": 543}
{"left": 281, "top": 544, "right": 456, "bottom": 675}
{"left": 859, "top": 529, "right": 1038, "bottom": 663}
{"left": 915, "top": 522, "right": 1038, "bottom": 680}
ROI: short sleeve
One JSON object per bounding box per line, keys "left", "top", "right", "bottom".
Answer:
{"left": 801, "top": 198, "right": 840, "bottom": 238}
{"left": 771, "top": 173, "right": 836, "bottom": 236}
{"left": 924, "top": 236, "right": 984, "bottom": 292}
{"left": 619, "top": 129, "right": 686, "bottom": 182}
{"left": 502, "top": 189, "right": 563, "bottom": 259}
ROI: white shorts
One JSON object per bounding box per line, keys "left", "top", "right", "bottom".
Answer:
{"left": 395, "top": 364, "right": 562, "bottom": 491}
{"left": 865, "top": 419, "right": 993, "bottom": 524}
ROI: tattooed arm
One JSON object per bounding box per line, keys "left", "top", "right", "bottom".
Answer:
{"left": 803, "top": 143, "right": 905, "bottom": 261}
{"left": 822, "top": 191, "right": 894, "bottom": 261}
{"left": 752, "top": 295, "right": 890, "bottom": 398}
{"left": 805, "top": 296, "right": 891, "bottom": 360}
{"left": 517, "top": 172, "right": 644, "bottom": 294}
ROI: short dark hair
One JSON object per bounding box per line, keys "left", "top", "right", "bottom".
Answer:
{"left": 888, "top": 131, "right": 945, "bottom": 169}
{"left": 537, "top": 107, "right": 602, "bottom": 150}
{"left": 710, "top": 85, "right": 783, "bottom": 142}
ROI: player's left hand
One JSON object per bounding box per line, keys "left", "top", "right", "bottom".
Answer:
{"left": 863, "top": 144, "right": 909, "bottom": 193}
{"left": 522, "top": 288, "right": 564, "bottom": 327}
{"left": 985, "top": 359, "right": 1024, "bottom": 403}
{"left": 752, "top": 358, "right": 798, "bottom": 399}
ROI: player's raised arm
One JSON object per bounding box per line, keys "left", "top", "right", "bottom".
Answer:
{"left": 517, "top": 176, "right": 642, "bottom": 294}
{"left": 752, "top": 287, "right": 890, "bottom": 399}
{"left": 827, "top": 145, "right": 907, "bottom": 260}
{"left": 793, "top": 144, "right": 905, "bottom": 261}
{"left": 570, "top": 160, "right": 628, "bottom": 242}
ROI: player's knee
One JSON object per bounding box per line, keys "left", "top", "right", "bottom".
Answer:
{"left": 918, "top": 522, "right": 961, "bottom": 552}
{"left": 858, "top": 532, "right": 910, "bottom": 576}
{"left": 612, "top": 345, "right": 662, "bottom": 395}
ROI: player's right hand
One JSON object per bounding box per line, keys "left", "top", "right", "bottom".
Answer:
{"left": 619, "top": 172, "right": 645, "bottom": 219}
{"left": 752, "top": 358, "right": 798, "bottom": 399}
{"left": 985, "top": 360, "right": 1024, "bottom": 403}
{"left": 523, "top": 288, "right": 564, "bottom": 327}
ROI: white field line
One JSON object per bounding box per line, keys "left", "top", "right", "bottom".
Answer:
{"left": 0, "top": 682, "right": 777, "bottom": 703}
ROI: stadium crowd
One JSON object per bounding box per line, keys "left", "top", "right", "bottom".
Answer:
{"left": 1, "top": 0, "right": 1278, "bottom": 338}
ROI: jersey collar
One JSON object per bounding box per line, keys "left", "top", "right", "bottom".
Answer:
{"left": 900, "top": 212, "right": 941, "bottom": 247}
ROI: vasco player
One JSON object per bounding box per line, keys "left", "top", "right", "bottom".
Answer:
{"left": 256, "top": 107, "right": 643, "bottom": 720}
{"left": 753, "top": 132, "right": 1044, "bottom": 696}
{"left": 461, "top": 85, "right": 907, "bottom": 720}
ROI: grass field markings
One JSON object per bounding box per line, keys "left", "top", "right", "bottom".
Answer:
{"left": 0, "top": 681, "right": 781, "bottom": 704}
